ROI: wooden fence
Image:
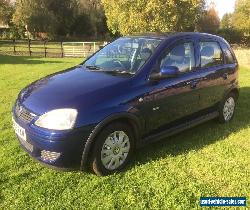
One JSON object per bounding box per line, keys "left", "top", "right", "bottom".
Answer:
{"left": 0, "top": 40, "right": 106, "bottom": 57}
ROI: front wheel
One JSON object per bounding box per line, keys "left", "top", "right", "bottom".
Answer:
{"left": 90, "top": 122, "right": 134, "bottom": 176}
{"left": 218, "top": 93, "right": 237, "bottom": 123}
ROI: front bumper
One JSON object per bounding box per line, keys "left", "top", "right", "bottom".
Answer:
{"left": 12, "top": 111, "right": 95, "bottom": 170}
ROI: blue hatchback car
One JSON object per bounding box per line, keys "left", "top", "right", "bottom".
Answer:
{"left": 12, "top": 32, "right": 239, "bottom": 175}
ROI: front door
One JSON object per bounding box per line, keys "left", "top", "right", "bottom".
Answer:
{"left": 145, "top": 40, "right": 201, "bottom": 134}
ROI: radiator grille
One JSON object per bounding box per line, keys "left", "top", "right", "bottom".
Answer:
{"left": 15, "top": 102, "right": 36, "bottom": 123}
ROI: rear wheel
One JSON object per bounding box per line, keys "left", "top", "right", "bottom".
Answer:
{"left": 90, "top": 122, "right": 134, "bottom": 176}
{"left": 218, "top": 93, "right": 237, "bottom": 123}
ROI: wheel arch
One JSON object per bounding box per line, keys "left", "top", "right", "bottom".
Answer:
{"left": 229, "top": 88, "right": 239, "bottom": 100}
{"left": 223, "top": 85, "right": 240, "bottom": 101}
{"left": 80, "top": 112, "right": 142, "bottom": 171}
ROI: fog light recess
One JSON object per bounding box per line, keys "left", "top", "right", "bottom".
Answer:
{"left": 41, "top": 150, "right": 61, "bottom": 161}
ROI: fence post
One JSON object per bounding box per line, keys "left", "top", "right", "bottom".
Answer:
{"left": 13, "top": 39, "right": 16, "bottom": 54}
{"left": 28, "top": 39, "right": 31, "bottom": 56}
{"left": 44, "top": 41, "right": 47, "bottom": 58}
{"left": 83, "top": 42, "right": 85, "bottom": 57}
{"left": 61, "top": 42, "right": 63, "bottom": 58}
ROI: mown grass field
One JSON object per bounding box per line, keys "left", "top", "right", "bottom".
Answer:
{"left": 0, "top": 54, "right": 249, "bottom": 209}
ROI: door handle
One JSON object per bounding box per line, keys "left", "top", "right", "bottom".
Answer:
{"left": 189, "top": 81, "right": 198, "bottom": 89}
{"left": 222, "top": 73, "right": 228, "bottom": 80}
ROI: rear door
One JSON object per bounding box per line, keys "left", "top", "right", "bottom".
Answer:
{"left": 197, "top": 39, "right": 229, "bottom": 111}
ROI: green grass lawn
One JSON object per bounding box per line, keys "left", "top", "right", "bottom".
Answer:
{"left": 0, "top": 55, "right": 249, "bottom": 209}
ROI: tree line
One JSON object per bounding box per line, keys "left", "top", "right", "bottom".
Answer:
{"left": 219, "top": 0, "right": 250, "bottom": 45}
{"left": 0, "top": 0, "right": 249, "bottom": 45}
{"left": 1, "top": 0, "right": 109, "bottom": 40}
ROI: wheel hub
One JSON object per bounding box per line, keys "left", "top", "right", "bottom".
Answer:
{"left": 113, "top": 146, "right": 120, "bottom": 155}
{"left": 101, "top": 131, "right": 130, "bottom": 170}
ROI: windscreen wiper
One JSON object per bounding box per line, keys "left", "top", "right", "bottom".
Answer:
{"left": 103, "top": 69, "right": 135, "bottom": 75}
{"left": 85, "top": 65, "right": 101, "bottom": 70}
{"left": 84, "top": 66, "right": 134, "bottom": 75}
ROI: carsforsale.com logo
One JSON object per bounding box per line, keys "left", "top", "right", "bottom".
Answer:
{"left": 200, "top": 197, "right": 247, "bottom": 207}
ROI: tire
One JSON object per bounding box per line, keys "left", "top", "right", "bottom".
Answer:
{"left": 90, "top": 122, "right": 135, "bottom": 176}
{"left": 218, "top": 92, "right": 237, "bottom": 123}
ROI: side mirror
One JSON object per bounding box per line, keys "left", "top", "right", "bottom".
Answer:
{"left": 149, "top": 66, "right": 180, "bottom": 80}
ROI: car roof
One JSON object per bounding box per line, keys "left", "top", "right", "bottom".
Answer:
{"left": 128, "top": 32, "right": 225, "bottom": 42}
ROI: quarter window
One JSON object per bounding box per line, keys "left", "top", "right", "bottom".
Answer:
{"left": 199, "top": 41, "right": 223, "bottom": 68}
{"left": 224, "top": 47, "right": 235, "bottom": 64}
{"left": 160, "top": 42, "right": 195, "bottom": 73}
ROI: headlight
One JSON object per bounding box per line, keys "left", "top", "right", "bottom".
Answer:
{"left": 35, "top": 109, "right": 78, "bottom": 130}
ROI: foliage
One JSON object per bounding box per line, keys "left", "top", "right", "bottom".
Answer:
{"left": 217, "top": 28, "right": 244, "bottom": 45}
{"left": 0, "top": 54, "right": 250, "bottom": 209}
{"left": 12, "top": 0, "right": 79, "bottom": 39}
{"left": 101, "top": 0, "right": 205, "bottom": 35}
{"left": 11, "top": 0, "right": 109, "bottom": 40}
{"left": 0, "top": 0, "right": 13, "bottom": 25}
{"left": 219, "top": 1, "right": 250, "bottom": 46}
{"left": 233, "top": 0, "right": 250, "bottom": 34}
{"left": 0, "top": 26, "right": 25, "bottom": 39}
{"left": 197, "top": 2, "right": 220, "bottom": 33}
{"left": 220, "top": 13, "right": 233, "bottom": 29}
{"left": 75, "top": 0, "right": 109, "bottom": 39}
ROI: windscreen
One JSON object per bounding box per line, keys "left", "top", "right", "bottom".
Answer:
{"left": 83, "top": 37, "right": 162, "bottom": 75}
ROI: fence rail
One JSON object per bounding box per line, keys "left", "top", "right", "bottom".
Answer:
{"left": 0, "top": 40, "right": 106, "bottom": 57}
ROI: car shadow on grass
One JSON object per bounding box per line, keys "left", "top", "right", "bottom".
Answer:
{"left": 127, "top": 87, "right": 250, "bottom": 170}
{"left": 0, "top": 54, "right": 66, "bottom": 65}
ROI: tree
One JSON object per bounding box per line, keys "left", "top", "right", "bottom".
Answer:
{"left": 221, "top": 13, "right": 233, "bottom": 29}
{"left": 233, "top": 0, "right": 250, "bottom": 33}
{"left": 77, "top": 0, "right": 109, "bottom": 39}
{"left": 0, "top": 0, "right": 13, "bottom": 25}
{"left": 101, "top": 0, "right": 205, "bottom": 35}
{"left": 12, "top": 0, "right": 78, "bottom": 39}
{"left": 197, "top": 2, "right": 220, "bottom": 33}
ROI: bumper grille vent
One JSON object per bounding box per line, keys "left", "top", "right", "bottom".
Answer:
{"left": 15, "top": 102, "right": 36, "bottom": 123}
{"left": 41, "top": 150, "right": 61, "bottom": 162}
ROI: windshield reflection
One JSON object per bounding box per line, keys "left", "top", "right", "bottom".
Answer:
{"left": 84, "top": 37, "right": 162, "bottom": 74}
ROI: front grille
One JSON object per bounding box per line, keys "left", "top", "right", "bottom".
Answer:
{"left": 15, "top": 102, "right": 36, "bottom": 123}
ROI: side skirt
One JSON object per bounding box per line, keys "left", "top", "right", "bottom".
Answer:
{"left": 139, "top": 111, "right": 219, "bottom": 147}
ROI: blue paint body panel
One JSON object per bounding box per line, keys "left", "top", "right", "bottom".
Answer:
{"left": 12, "top": 32, "right": 239, "bottom": 169}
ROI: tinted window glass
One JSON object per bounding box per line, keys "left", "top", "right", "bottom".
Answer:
{"left": 160, "top": 42, "right": 195, "bottom": 73}
{"left": 224, "top": 46, "right": 235, "bottom": 64}
{"left": 199, "top": 41, "right": 223, "bottom": 68}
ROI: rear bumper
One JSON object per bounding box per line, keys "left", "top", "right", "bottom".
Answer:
{"left": 13, "top": 113, "right": 95, "bottom": 170}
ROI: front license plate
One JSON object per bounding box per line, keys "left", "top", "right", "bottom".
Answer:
{"left": 12, "top": 117, "right": 26, "bottom": 141}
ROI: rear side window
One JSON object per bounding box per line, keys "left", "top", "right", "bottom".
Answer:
{"left": 223, "top": 45, "right": 235, "bottom": 64}
{"left": 199, "top": 41, "right": 223, "bottom": 68}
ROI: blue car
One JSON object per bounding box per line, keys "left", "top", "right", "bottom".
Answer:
{"left": 12, "top": 32, "right": 239, "bottom": 175}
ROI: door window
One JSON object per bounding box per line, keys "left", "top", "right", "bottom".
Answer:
{"left": 199, "top": 41, "right": 223, "bottom": 68}
{"left": 160, "top": 42, "right": 195, "bottom": 73}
